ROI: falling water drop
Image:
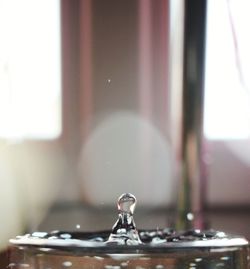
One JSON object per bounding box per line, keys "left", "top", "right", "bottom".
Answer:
{"left": 108, "top": 193, "right": 142, "bottom": 245}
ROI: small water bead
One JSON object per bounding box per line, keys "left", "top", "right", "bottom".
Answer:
{"left": 151, "top": 237, "right": 166, "bottom": 244}
{"left": 7, "top": 263, "right": 16, "bottom": 268}
{"left": 48, "top": 236, "right": 58, "bottom": 240}
{"left": 187, "top": 212, "right": 194, "bottom": 221}
{"left": 60, "top": 233, "right": 72, "bottom": 239}
{"left": 220, "top": 256, "right": 230, "bottom": 261}
{"left": 216, "top": 232, "right": 226, "bottom": 238}
{"left": 139, "top": 257, "right": 151, "bottom": 260}
{"left": 90, "top": 236, "right": 104, "bottom": 242}
{"left": 108, "top": 193, "right": 142, "bottom": 245}
{"left": 155, "top": 265, "right": 164, "bottom": 269}
{"left": 120, "top": 261, "right": 129, "bottom": 267}
{"left": 62, "top": 261, "right": 72, "bottom": 267}
{"left": 216, "top": 263, "right": 225, "bottom": 267}
{"left": 20, "top": 264, "right": 30, "bottom": 268}
{"left": 94, "top": 256, "right": 104, "bottom": 260}
{"left": 32, "top": 232, "right": 48, "bottom": 238}
{"left": 39, "top": 248, "right": 52, "bottom": 252}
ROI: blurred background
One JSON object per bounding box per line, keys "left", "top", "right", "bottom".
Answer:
{"left": 0, "top": 0, "right": 250, "bottom": 258}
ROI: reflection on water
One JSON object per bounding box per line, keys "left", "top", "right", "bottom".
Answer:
{"left": 8, "top": 243, "right": 249, "bottom": 269}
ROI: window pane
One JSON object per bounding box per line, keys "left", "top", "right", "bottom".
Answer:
{"left": 0, "top": 0, "right": 61, "bottom": 140}
{"left": 204, "top": 0, "right": 250, "bottom": 140}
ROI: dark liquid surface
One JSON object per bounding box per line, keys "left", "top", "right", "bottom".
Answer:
{"left": 22, "top": 228, "right": 235, "bottom": 242}
{"left": 10, "top": 229, "right": 248, "bottom": 253}
{"left": 9, "top": 232, "right": 250, "bottom": 269}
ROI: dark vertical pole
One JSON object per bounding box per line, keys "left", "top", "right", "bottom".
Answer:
{"left": 177, "top": 0, "right": 207, "bottom": 229}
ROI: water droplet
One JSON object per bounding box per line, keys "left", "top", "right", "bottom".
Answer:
{"left": 216, "top": 263, "right": 225, "bottom": 267}
{"left": 32, "top": 232, "right": 47, "bottom": 238}
{"left": 139, "top": 257, "right": 150, "bottom": 260}
{"left": 76, "top": 224, "right": 81, "bottom": 229}
{"left": 48, "top": 236, "right": 57, "bottom": 240}
{"left": 19, "top": 264, "right": 30, "bottom": 268}
{"left": 220, "top": 256, "right": 230, "bottom": 261}
{"left": 187, "top": 213, "right": 194, "bottom": 221}
{"left": 120, "top": 261, "right": 129, "bottom": 267}
{"left": 155, "top": 265, "right": 164, "bottom": 269}
{"left": 108, "top": 193, "right": 141, "bottom": 245}
{"left": 94, "top": 256, "right": 104, "bottom": 260}
{"left": 62, "top": 261, "right": 72, "bottom": 267}
{"left": 151, "top": 237, "right": 166, "bottom": 244}
{"left": 39, "top": 248, "right": 51, "bottom": 252}
{"left": 51, "top": 230, "right": 59, "bottom": 234}
{"left": 90, "top": 236, "right": 104, "bottom": 242}
{"left": 7, "top": 263, "right": 16, "bottom": 268}
{"left": 216, "top": 232, "right": 226, "bottom": 238}
{"left": 60, "top": 233, "right": 72, "bottom": 239}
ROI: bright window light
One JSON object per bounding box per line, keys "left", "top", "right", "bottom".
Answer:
{"left": 0, "top": 0, "right": 61, "bottom": 140}
{"left": 204, "top": 0, "right": 250, "bottom": 140}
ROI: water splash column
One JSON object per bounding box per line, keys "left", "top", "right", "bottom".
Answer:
{"left": 108, "top": 193, "right": 141, "bottom": 245}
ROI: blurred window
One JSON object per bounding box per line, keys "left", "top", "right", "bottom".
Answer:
{"left": 204, "top": 0, "right": 250, "bottom": 140}
{"left": 0, "top": 0, "right": 61, "bottom": 140}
